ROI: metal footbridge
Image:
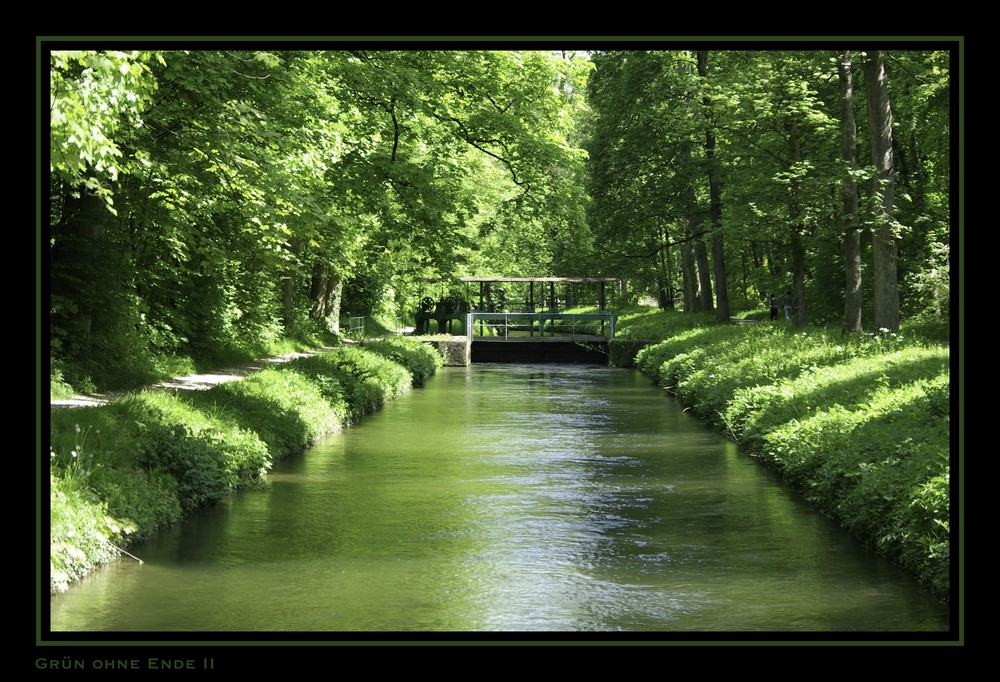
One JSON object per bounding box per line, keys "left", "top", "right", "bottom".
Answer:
{"left": 420, "top": 277, "right": 620, "bottom": 363}
{"left": 460, "top": 277, "right": 619, "bottom": 362}
{"left": 467, "top": 311, "right": 615, "bottom": 342}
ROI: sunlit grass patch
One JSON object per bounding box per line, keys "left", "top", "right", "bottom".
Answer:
{"left": 200, "top": 368, "right": 344, "bottom": 456}
{"left": 289, "top": 346, "right": 412, "bottom": 422}
{"left": 362, "top": 336, "right": 444, "bottom": 386}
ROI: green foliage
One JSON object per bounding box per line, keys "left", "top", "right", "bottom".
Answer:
{"left": 904, "top": 241, "right": 950, "bottom": 321}
{"left": 50, "top": 50, "right": 159, "bottom": 208}
{"left": 49, "top": 363, "right": 76, "bottom": 401}
{"left": 49, "top": 245, "right": 174, "bottom": 391}
{"left": 607, "top": 339, "right": 651, "bottom": 368}
{"left": 361, "top": 336, "right": 444, "bottom": 387}
{"left": 342, "top": 269, "right": 395, "bottom": 320}
{"left": 86, "top": 466, "right": 182, "bottom": 543}
{"left": 618, "top": 307, "right": 718, "bottom": 340}
{"left": 50, "top": 472, "right": 124, "bottom": 593}
{"left": 183, "top": 260, "right": 287, "bottom": 369}
{"left": 129, "top": 393, "right": 272, "bottom": 510}
{"left": 584, "top": 48, "right": 950, "bottom": 332}
{"left": 48, "top": 420, "right": 137, "bottom": 592}
{"left": 901, "top": 467, "right": 951, "bottom": 591}
{"left": 281, "top": 305, "right": 342, "bottom": 349}
{"left": 759, "top": 374, "right": 950, "bottom": 595}
{"left": 585, "top": 51, "right": 697, "bottom": 301}
{"left": 290, "top": 347, "right": 412, "bottom": 421}
{"left": 49, "top": 49, "right": 594, "bottom": 393}
{"left": 902, "top": 313, "right": 951, "bottom": 344}
{"left": 197, "top": 369, "right": 344, "bottom": 456}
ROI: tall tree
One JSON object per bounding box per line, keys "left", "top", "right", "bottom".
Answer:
{"left": 682, "top": 52, "right": 713, "bottom": 313}
{"left": 883, "top": 50, "right": 950, "bottom": 323}
{"left": 586, "top": 50, "right": 716, "bottom": 311}
{"left": 49, "top": 48, "right": 596, "bottom": 388}
{"left": 838, "top": 50, "right": 864, "bottom": 333}
{"left": 50, "top": 50, "right": 161, "bottom": 379}
{"left": 584, "top": 47, "right": 949, "bottom": 328}
{"left": 703, "top": 51, "right": 838, "bottom": 322}
{"left": 863, "top": 50, "right": 901, "bottom": 333}
{"left": 697, "top": 51, "right": 730, "bottom": 322}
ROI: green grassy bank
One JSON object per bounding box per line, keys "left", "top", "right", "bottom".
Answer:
{"left": 48, "top": 336, "right": 443, "bottom": 593}
{"left": 609, "top": 307, "right": 953, "bottom": 600}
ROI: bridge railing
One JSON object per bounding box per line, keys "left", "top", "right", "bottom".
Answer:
{"left": 340, "top": 316, "right": 366, "bottom": 338}
{"left": 466, "top": 312, "right": 615, "bottom": 340}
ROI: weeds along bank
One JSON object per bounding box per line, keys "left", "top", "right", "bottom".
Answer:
{"left": 48, "top": 337, "right": 444, "bottom": 594}
{"left": 621, "top": 314, "right": 951, "bottom": 600}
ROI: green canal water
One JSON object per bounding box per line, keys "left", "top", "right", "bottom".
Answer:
{"left": 49, "top": 364, "right": 950, "bottom": 633}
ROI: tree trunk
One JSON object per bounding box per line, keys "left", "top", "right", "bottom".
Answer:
{"left": 864, "top": 50, "right": 901, "bottom": 333}
{"left": 838, "top": 50, "right": 864, "bottom": 333}
{"left": 657, "top": 225, "right": 674, "bottom": 309}
{"left": 309, "top": 260, "right": 343, "bottom": 334}
{"left": 792, "top": 240, "right": 806, "bottom": 325}
{"left": 280, "top": 238, "right": 302, "bottom": 328}
{"left": 709, "top": 208, "right": 728, "bottom": 322}
{"left": 655, "top": 261, "right": 669, "bottom": 310}
{"left": 681, "top": 211, "right": 711, "bottom": 313}
{"left": 676, "top": 53, "right": 696, "bottom": 314}
{"left": 698, "top": 51, "right": 729, "bottom": 323}
{"left": 740, "top": 248, "right": 750, "bottom": 302}
{"left": 51, "top": 185, "right": 115, "bottom": 351}
{"left": 681, "top": 232, "right": 698, "bottom": 312}
{"left": 694, "top": 232, "right": 713, "bottom": 312}
{"left": 281, "top": 275, "right": 296, "bottom": 328}
{"left": 786, "top": 116, "right": 807, "bottom": 326}
{"left": 679, "top": 57, "right": 712, "bottom": 315}
{"left": 325, "top": 275, "right": 344, "bottom": 335}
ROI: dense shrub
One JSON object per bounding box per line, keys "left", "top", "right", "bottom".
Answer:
{"left": 88, "top": 466, "right": 182, "bottom": 542}
{"left": 291, "top": 347, "right": 412, "bottom": 420}
{"left": 362, "top": 336, "right": 444, "bottom": 386}
{"left": 607, "top": 339, "right": 650, "bottom": 368}
{"left": 129, "top": 393, "right": 272, "bottom": 510}
{"left": 199, "top": 369, "right": 345, "bottom": 456}
{"left": 50, "top": 471, "right": 124, "bottom": 593}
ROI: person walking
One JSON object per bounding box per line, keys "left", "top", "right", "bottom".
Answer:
{"left": 769, "top": 293, "right": 778, "bottom": 321}
{"left": 783, "top": 291, "right": 793, "bottom": 320}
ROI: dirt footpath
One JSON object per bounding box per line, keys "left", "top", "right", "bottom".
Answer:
{"left": 50, "top": 350, "right": 330, "bottom": 409}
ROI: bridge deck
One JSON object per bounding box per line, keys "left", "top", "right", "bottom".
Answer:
{"left": 467, "top": 312, "right": 615, "bottom": 342}
{"left": 472, "top": 335, "right": 608, "bottom": 343}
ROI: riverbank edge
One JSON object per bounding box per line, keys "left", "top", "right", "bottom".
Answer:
{"left": 611, "top": 326, "right": 952, "bottom": 601}
{"left": 47, "top": 337, "right": 444, "bottom": 594}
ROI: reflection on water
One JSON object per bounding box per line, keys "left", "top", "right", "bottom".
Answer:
{"left": 50, "top": 364, "right": 950, "bottom": 633}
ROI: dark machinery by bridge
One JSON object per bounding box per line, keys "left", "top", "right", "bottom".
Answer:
{"left": 415, "top": 296, "right": 437, "bottom": 335}
{"left": 415, "top": 295, "right": 470, "bottom": 335}
{"left": 435, "top": 295, "right": 469, "bottom": 335}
